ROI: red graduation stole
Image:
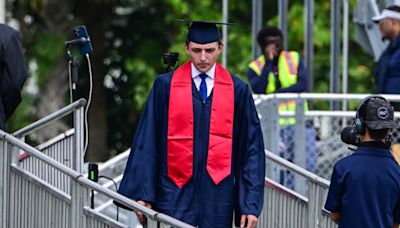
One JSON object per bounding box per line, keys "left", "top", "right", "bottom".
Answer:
{"left": 167, "top": 61, "right": 234, "bottom": 188}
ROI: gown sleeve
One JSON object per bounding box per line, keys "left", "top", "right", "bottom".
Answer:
{"left": 1, "top": 28, "right": 27, "bottom": 121}
{"left": 118, "top": 77, "right": 165, "bottom": 204}
{"left": 238, "top": 86, "right": 266, "bottom": 216}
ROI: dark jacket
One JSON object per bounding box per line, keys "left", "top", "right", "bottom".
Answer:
{"left": 0, "top": 24, "right": 27, "bottom": 130}
{"left": 374, "top": 34, "right": 400, "bottom": 94}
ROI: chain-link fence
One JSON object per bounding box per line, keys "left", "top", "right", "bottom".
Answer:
{"left": 255, "top": 93, "right": 400, "bottom": 196}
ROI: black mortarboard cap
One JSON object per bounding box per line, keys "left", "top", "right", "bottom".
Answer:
{"left": 177, "top": 20, "right": 233, "bottom": 44}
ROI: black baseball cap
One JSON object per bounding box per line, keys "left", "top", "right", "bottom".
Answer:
{"left": 364, "top": 97, "right": 399, "bottom": 129}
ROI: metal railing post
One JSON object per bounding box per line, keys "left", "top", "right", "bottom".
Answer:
{"left": 294, "top": 96, "right": 306, "bottom": 194}
{"left": 222, "top": 0, "right": 228, "bottom": 68}
{"left": 304, "top": 0, "right": 315, "bottom": 92}
{"left": 330, "top": 0, "right": 341, "bottom": 110}
{"left": 0, "top": 139, "right": 10, "bottom": 227}
{"left": 10, "top": 144, "right": 19, "bottom": 166}
{"left": 271, "top": 95, "right": 280, "bottom": 155}
{"left": 71, "top": 105, "right": 86, "bottom": 227}
{"left": 71, "top": 181, "right": 84, "bottom": 227}
{"left": 261, "top": 99, "right": 271, "bottom": 150}
{"left": 271, "top": 96, "right": 281, "bottom": 182}
{"left": 278, "top": 0, "right": 289, "bottom": 50}
{"left": 73, "top": 105, "right": 85, "bottom": 173}
{"left": 147, "top": 219, "right": 159, "bottom": 228}
{"left": 252, "top": 0, "right": 263, "bottom": 59}
{"left": 265, "top": 150, "right": 332, "bottom": 227}
{"left": 307, "top": 181, "right": 318, "bottom": 228}
{"left": 260, "top": 98, "right": 272, "bottom": 178}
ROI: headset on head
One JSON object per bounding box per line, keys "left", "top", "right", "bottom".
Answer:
{"left": 354, "top": 95, "right": 393, "bottom": 135}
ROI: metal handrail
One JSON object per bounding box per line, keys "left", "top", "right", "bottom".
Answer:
{"left": 0, "top": 130, "right": 194, "bottom": 228}
{"left": 11, "top": 165, "right": 128, "bottom": 227}
{"left": 278, "top": 110, "right": 400, "bottom": 117}
{"left": 98, "top": 149, "right": 130, "bottom": 172}
{"left": 18, "top": 129, "right": 75, "bottom": 162}
{"left": 36, "top": 128, "right": 75, "bottom": 151}
{"left": 13, "top": 99, "right": 87, "bottom": 138}
{"left": 265, "top": 149, "right": 330, "bottom": 188}
{"left": 254, "top": 93, "right": 400, "bottom": 102}
{"left": 265, "top": 177, "right": 308, "bottom": 203}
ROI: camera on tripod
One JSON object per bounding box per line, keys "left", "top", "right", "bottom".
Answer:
{"left": 163, "top": 52, "right": 179, "bottom": 71}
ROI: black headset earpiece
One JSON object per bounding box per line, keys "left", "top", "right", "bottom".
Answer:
{"left": 354, "top": 95, "right": 390, "bottom": 135}
{"left": 354, "top": 116, "right": 365, "bottom": 135}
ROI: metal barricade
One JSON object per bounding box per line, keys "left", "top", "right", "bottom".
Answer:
{"left": 255, "top": 93, "right": 400, "bottom": 193}
{"left": 13, "top": 99, "right": 86, "bottom": 194}
{"left": 261, "top": 150, "right": 335, "bottom": 228}
{"left": 18, "top": 129, "right": 75, "bottom": 194}
{"left": 0, "top": 98, "right": 194, "bottom": 227}
{"left": 0, "top": 130, "right": 194, "bottom": 228}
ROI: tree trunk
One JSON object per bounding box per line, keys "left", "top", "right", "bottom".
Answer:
{"left": 35, "top": 58, "right": 70, "bottom": 142}
{"left": 78, "top": 0, "right": 114, "bottom": 162}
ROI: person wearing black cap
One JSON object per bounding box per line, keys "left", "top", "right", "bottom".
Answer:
{"left": 372, "top": 5, "right": 400, "bottom": 111}
{"left": 325, "top": 96, "right": 400, "bottom": 228}
{"left": 118, "top": 21, "right": 265, "bottom": 228}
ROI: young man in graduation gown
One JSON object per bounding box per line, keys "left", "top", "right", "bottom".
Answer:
{"left": 118, "top": 21, "right": 265, "bottom": 228}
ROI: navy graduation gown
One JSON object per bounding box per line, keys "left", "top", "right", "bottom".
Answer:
{"left": 118, "top": 71, "right": 265, "bottom": 227}
{"left": 0, "top": 24, "right": 27, "bottom": 130}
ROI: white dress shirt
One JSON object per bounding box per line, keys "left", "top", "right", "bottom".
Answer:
{"left": 191, "top": 63, "right": 215, "bottom": 97}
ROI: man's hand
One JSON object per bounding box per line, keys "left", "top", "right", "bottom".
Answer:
{"left": 330, "top": 212, "right": 341, "bottom": 224}
{"left": 240, "top": 214, "right": 258, "bottom": 228}
{"left": 265, "top": 44, "right": 278, "bottom": 61}
{"left": 135, "top": 200, "right": 152, "bottom": 225}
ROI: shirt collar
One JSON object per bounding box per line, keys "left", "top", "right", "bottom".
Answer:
{"left": 359, "top": 141, "right": 390, "bottom": 149}
{"left": 355, "top": 145, "right": 393, "bottom": 158}
{"left": 191, "top": 62, "right": 216, "bottom": 79}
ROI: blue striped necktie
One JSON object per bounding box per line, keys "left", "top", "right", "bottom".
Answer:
{"left": 199, "top": 73, "right": 208, "bottom": 101}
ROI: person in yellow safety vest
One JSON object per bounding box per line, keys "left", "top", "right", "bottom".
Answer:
{"left": 246, "top": 26, "right": 308, "bottom": 125}
{"left": 246, "top": 26, "right": 316, "bottom": 191}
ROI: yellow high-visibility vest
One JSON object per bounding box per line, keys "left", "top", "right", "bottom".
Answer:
{"left": 249, "top": 51, "right": 307, "bottom": 125}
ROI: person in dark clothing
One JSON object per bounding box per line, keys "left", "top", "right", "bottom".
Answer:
{"left": 325, "top": 95, "right": 400, "bottom": 228}
{"left": 372, "top": 5, "right": 400, "bottom": 110}
{"left": 118, "top": 21, "right": 265, "bottom": 228}
{"left": 246, "top": 26, "right": 316, "bottom": 192}
{"left": 246, "top": 26, "right": 308, "bottom": 94}
{"left": 0, "top": 23, "right": 27, "bottom": 130}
